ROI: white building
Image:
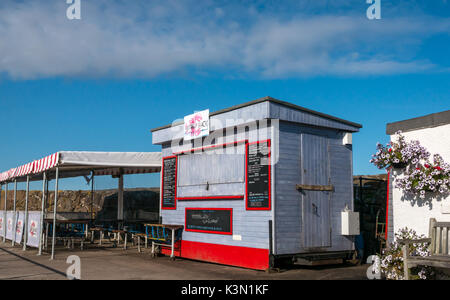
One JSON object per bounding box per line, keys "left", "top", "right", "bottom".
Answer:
{"left": 386, "top": 110, "right": 450, "bottom": 243}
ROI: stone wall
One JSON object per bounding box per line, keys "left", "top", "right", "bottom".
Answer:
{"left": 0, "top": 188, "right": 160, "bottom": 222}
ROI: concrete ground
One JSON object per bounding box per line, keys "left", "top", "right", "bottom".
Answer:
{"left": 0, "top": 242, "right": 368, "bottom": 280}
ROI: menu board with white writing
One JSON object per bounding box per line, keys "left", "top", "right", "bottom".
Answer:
{"left": 246, "top": 141, "right": 271, "bottom": 210}
{"left": 162, "top": 156, "right": 177, "bottom": 209}
{"left": 185, "top": 208, "right": 232, "bottom": 234}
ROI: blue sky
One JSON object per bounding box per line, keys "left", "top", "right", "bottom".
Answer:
{"left": 0, "top": 0, "right": 449, "bottom": 189}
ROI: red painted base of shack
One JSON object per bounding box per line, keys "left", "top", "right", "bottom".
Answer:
{"left": 161, "top": 240, "right": 269, "bottom": 270}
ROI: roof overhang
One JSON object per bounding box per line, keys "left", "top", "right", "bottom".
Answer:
{"left": 151, "top": 96, "right": 363, "bottom": 133}
{"left": 386, "top": 110, "right": 450, "bottom": 135}
{"left": 151, "top": 96, "right": 362, "bottom": 145}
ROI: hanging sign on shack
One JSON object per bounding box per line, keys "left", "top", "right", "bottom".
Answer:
{"left": 184, "top": 109, "right": 210, "bottom": 141}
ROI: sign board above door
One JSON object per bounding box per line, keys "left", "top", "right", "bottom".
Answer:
{"left": 184, "top": 109, "right": 210, "bottom": 141}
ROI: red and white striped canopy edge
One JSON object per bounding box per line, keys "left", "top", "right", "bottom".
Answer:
{"left": 14, "top": 162, "right": 35, "bottom": 178}
{"left": 0, "top": 171, "right": 8, "bottom": 182}
{"left": 7, "top": 168, "right": 16, "bottom": 181}
{"left": 34, "top": 153, "right": 59, "bottom": 174}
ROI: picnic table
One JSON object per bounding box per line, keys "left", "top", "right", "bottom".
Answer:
{"left": 137, "top": 224, "right": 184, "bottom": 259}
{"left": 88, "top": 226, "right": 129, "bottom": 248}
{"left": 43, "top": 219, "right": 91, "bottom": 250}
{"left": 88, "top": 221, "right": 148, "bottom": 249}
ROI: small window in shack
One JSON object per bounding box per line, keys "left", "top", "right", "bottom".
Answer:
{"left": 178, "top": 144, "right": 245, "bottom": 186}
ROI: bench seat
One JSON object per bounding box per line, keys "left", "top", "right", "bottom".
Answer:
{"left": 407, "top": 256, "right": 450, "bottom": 268}
{"left": 401, "top": 218, "right": 450, "bottom": 280}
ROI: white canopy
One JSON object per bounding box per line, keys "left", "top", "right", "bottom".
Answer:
{"left": 0, "top": 151, "right": 162, "bottom": 183}
{"left": 0, "top": 151, "right": 162, "bottom": 259}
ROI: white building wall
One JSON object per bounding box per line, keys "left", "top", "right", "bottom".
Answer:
{"left": 391, "top": 124, "right": 450, "bottom": 238}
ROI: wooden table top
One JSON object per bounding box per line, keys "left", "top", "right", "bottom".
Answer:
{"left": 89, "top": 227, "right": 105, "bottom": 231}
{"left": 44, "top": 219, "right": 91, "bottom": 224}
{"left": 143, "top": 224, "right": 184, "bottom": 230}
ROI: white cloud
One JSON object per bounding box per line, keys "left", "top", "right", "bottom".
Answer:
{"left": 0, "top": 0, "right": 448, "bottom": 79}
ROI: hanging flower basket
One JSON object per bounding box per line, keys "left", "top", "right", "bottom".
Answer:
{"left": 395, "top": 156, "right": 450, "bottom": 199}
{"left": 370, "top": 131, "right": 429, "bottom": 170}
{"left": 391, "top": 162, "right": 407, "bottom": 169}
{"left": 370, "top": 132, "right": 450, "bottom": 199}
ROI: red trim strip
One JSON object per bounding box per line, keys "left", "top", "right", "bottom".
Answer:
{"left": 161, "top": 156, "right": 177, "bottom": 210}
{"left": 245, "top": 139, "right": 272, "bottom": 211}
{"left": 173, "top": 140, "right": 247, "bottom": 155}
{"left": 185, "top": 208, "right": 233, "bottom": 235}
{"left": 385, "top": 169, "right": 390, "bottom": 241}
{"left": 177, "top": 195, "right": 244, "bottom": 201}
{"left": 160, "top": 240, "right": 270, "bottom": 270}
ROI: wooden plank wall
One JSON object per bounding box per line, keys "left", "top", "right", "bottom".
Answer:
{"left": 274, "top": 121, "right": 354, "bottom": 255}
{"left": 160, "top": 127, "right": 272, "bottom": 250}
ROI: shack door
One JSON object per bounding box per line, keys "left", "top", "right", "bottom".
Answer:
{"left": 300, "top": 133, "right": 332, "bottom": 249}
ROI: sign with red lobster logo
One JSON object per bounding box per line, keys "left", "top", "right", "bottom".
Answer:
{"left": 184, "top": 109, "right": 210, "bottom": 141}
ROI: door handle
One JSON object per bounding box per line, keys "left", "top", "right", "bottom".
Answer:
{"left": 312, "top": 203, "right": 319, "bottom": 216}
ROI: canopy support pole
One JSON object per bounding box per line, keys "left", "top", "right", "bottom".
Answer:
{"left": 22, "top": 175, "right": 30, "bottom": 251}
{"left": 12, "top": 180, "right": 17, "bottom": 246}
{"left": 118, "top": 174, "right": 124, "bottom": 228}
{"left": 2, "top": 183, "right": 7, "bottom": 243}
{"left": 90, "top": 171, "right": 94, "bottom": 220}
{"left": 51, "top": 168, "right": 59, "bottom": 260}
{"left": 46, "top": 179, "right": 49, "bottom": 214}
{"left": 38, "top": 173, "right": 46, "bottom": 256}
{"left": 0, "top": 184, "right": 3, "bottom": 242}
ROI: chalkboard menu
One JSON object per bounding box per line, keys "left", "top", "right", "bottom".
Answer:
{"left": 185, "top": 208, "right": 232, "bottom": 234}
{"left": 246, "top": 140, "right": 271, "bottom": 210}
{"left": 162, "top": 156, "right": 177, "bottom": 209}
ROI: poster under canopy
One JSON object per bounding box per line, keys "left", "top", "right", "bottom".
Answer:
{"left": 0, "top": 212, "right": 4, "bottom": 238}
{"left": 26, "top": 212, "right": 41, "bottom": 248}
{"left": 5, "top": 211, "right": 15, "bottom": 241}
{"left": 0, "top": 211, "right": 42, "bottom": 247}
{"left": 15, "top": 211, "right": 25, "bottom": 244}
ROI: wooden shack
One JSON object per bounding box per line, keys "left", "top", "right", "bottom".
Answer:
{"left": 151, "top": 96, "right": 362, "bottom": 270}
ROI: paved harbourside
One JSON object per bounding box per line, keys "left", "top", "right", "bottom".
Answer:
{"left": 0, "top": 243, "right": 368, "bottom": 280}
